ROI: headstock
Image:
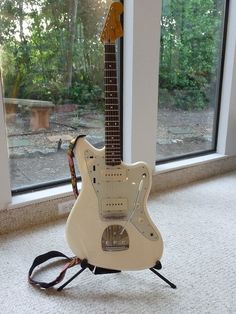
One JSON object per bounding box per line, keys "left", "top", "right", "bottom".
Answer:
{"left": 100, "top": 2, "right": 123, "bottom": 44}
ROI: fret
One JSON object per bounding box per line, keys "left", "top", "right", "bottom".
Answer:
{"left": 105, "top": 153, "right": 121, "bottom": 155}
{"left": 105, "top": 91, "right": 118, "bottom": 96}
{"left": 105, "top": 106, "right": 119, "bottom": 109}
{"left": 105, "top": 63, "right": 116, "bottom": 70}
{"left": 104, "top": 78, "right": 117, "bottom": 82}
{"left": 105, "top": 139, "right": 120, "bottom": 141}
{"left": 105, "top": 103, "right": 118, "bottom": 107}
{"left": 105, "top": 124, "right": 120, "bottom": 128}
{"left": 105, "top": 95, "right": 118, "bottom": 98}
{"left": 104, "top": 76, "right": 117, "bottom": 86}
{"left": 105, "top": 118, "right": 120, "bottom": 122}
{"left": 105, "top": 122, "right": 120, "bottom": 124}
{"left": 105, "top": 158, "right": 121, "bottom": 161}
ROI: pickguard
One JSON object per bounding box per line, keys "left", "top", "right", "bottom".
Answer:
{"left": 84, "top": 149, "right": 159, "bottom": 241}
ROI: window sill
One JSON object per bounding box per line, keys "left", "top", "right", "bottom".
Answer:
{"left": 1, "top": 152, "right": 236, "bottom": 235}
{"left": 8, "top": 183, "right": 78, "bottom": 210}
{"left": 155, "top": 153, "right": 227, "bottom": 174}
{"left": 7, "top": 152, "right": 233, "bottom": 209}
{"left": 152, "top": 153, "right": 236, "bottom": 193}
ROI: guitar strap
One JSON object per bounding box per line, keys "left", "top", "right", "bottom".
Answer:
{"left": 28, "top": 135, "right": 121, "bottom": 290}
{"left": 67, "top": 134, "right": 86, "bottom": 198}
{"left": 28, "top": 136, "right": 83, "bottom": 290}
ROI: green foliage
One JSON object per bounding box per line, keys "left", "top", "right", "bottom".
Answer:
{"left": 0, "top": 0, "right": 226, "bottom": 112}
{"left": 159, "top": 0, "right": 226, "bottom": 110}
{"left": 0, "top": 0, "right": 111, "bottom": 109}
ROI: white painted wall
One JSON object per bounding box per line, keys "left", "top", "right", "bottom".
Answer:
{"left": 217, "top": 0, "right": 236, "bottom": 156}
{"left": 123, "top": 0, "right": 162, "bottom": 170}
{"left": 0, "top": 71, "right": 12, "bottom": 209}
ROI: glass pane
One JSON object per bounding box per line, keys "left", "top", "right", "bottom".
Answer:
{"left": 0, "top": 0, "right": 113, "bottom": 190}
{"left": 157, "top": 0, "right": 227, "bottom": 161}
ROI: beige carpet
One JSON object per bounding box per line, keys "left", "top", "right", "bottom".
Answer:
{"left": 1, "top": 171, "right": 236, "bottom": 314}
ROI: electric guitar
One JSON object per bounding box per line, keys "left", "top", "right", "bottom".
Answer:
{"left": 66, "top": 2, "right": 163, "bottom": 271}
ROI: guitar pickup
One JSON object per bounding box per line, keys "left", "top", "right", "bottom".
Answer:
{"left": 101, "top": 169, "right": 127, "bottom": 181}
{"left": 101, "top": 198, "right": 128, "bottom": 218}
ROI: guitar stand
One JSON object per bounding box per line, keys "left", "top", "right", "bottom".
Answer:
{"left": 57, "top": 259, "right": 176, "bottom": 291}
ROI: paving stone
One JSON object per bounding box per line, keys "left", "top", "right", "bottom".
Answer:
{"left": 47, "top": 134, "right": 73, "bottom": 142}
{"left": 8, "top": 138, "right": 30, "bottom": 148}
{"left": 169, "top": 126, "right": 194, "bottom": 135}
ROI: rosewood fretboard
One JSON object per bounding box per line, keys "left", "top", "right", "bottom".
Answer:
{"left": 104, "top": 43, "right": 121, "bottom": 166}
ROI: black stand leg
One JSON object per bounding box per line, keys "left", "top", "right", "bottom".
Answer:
{"left": 57, "top": 259, "right": 89, "bottom": 291}
{"left": 58, "top": 259, "right": 176, "bottom": 291}
{"left": 150, "top": 261, "right": 176, "bottom": 289}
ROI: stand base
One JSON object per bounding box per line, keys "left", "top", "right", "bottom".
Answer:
{"left": 57, "top": 259, "right": 176, "bottom": 291}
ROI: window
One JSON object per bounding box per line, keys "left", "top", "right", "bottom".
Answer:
{"left": 0, "top": 0, "right": 114, "bottom": 192}
{"left": 157, "top": 0, "right": 228, "bottom": 161}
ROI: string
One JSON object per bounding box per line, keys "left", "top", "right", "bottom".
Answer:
{"left": 104, "top": 43, "right": 121, "bottom": 167}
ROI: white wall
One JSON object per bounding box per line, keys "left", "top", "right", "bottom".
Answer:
{"left": 0, "top": 71, "right": 11, "bottom": 209}
{"left": 123, "top": 0, "right": 162, "bottom": 170}
{"left": 217, "top": 0, "right": 236, "bottom": 156}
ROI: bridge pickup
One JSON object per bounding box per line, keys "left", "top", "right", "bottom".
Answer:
{"left": 101, "top": 198, "right": 128, "bottom": 219}
{"left": 101, "top": 169, "right": 127, "bottom": 181}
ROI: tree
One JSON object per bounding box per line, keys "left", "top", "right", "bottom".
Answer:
{"left": 159, "top": 0, "right": 226, "bottom": 110}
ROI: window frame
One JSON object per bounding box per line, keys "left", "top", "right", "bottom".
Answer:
{"left": 0, "top": 72, "right": 11, "bottom": 208}
{"left": 155, "top": 0, "right": 230, "bottom": 164}
{"left": 1, "top": 0, "right": 236, "bottom": 209}
{"left": 1, "top": 0, "right": 124, "bottom": 196}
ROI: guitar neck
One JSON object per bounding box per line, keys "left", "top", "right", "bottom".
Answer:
{"left": 104, "top": 43, "right": 121, "bottom": 166}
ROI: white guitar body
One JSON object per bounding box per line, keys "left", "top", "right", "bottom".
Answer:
{"left": 66, "top": 136, "right": 163, "bottom": 271}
